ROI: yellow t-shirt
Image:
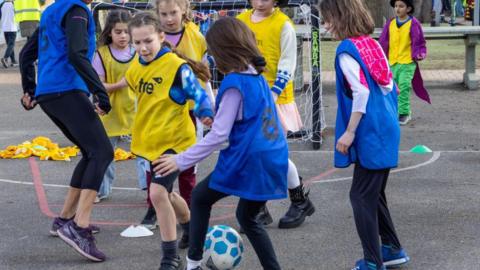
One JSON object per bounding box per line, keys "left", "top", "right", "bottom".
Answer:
{"left": 125, "top": 52, "right": 196, "bottom": 161}
{"left": 388, "top": 19, "right": 413, "bottom": 65}
{"left": 237, "top": 8, "right": 294, "bottom": 104}
{"left": 97, "top": 45, "right": 137, "bottom": 137}
{"left": 173, "top": 21, "right": 208, "bottom": 110}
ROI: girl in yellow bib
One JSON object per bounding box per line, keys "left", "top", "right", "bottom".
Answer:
{"left": 92, "top": 10, "right": 136, "bottom": 202}
{"left": 150, "top": 0, "right": 214, "bottom": 225}
{"left": 126, "top": 12, "right": 213, "bottom": 270}
{"left": 237, "top": 0, "right": 303, "bottom": 134}
{"left": 237, "top": 0, "right": 315, "bottom": 230}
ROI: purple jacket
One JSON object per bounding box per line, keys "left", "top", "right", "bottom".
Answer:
{"left": 379, "top": 17, "right": 431, "bottom": 104}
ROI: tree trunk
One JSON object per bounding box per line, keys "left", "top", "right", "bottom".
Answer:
{"left": 413, "top": 0, "right": 433, "bottom": 22}
{"left": 365, "top": 0, "right": 395, "bottom": 27}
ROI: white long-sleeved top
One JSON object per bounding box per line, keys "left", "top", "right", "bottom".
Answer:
{"left": 1, "top": 1, "right": 17, "bottom": 32}
{"left": 338, "top": 53, "right": 394, "bottom": 114}
{"left": 272, "top": 21, "right": 297, "bottom": 94}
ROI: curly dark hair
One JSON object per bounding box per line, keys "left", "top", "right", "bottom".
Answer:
{"left": 390, "top": 0, "right": 415, "bottom": 15}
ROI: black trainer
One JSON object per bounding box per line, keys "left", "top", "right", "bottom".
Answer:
{"left": 239, "top": 204, "right": 274, "bottom": 234}
{"left": 141, "top": 206, "right": 157, "bottom": 230}
{"left": 278, "top": 183, "right": 315, "bottom": 229}
{"left": 256, "top": 204, "right": 273, "bottom": 226}
{"left": 178, "top": 232, "right": 189, "bottom": 249}
{"left": 159, "top": 255, "right": 183, "bottom": 270}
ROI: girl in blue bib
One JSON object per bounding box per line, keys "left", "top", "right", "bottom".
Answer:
{"left": 153, "top": 17, "right": 288, "bottom": 270}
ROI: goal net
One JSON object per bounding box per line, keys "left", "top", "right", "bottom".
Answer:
{"left": 92, "top": 0, "right": 325, "bottom": 149}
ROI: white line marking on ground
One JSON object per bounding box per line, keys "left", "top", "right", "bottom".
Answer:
{"left": 0, "top": 150, "right": 466, "bottom": 188}
{"left": 311, "top": 151, "right": 442, "bottom": 184}
{"left": 289, "top": 150, "right": 480, "bottom": 154}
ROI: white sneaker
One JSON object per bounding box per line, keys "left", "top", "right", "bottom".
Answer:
{"left": 94, "top": 195, "right": 108, "bottom": 204}
{"left": 399, "top": 114, "right": 411, "bottom": 125}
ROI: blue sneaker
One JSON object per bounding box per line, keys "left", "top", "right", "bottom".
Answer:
{"left": 382, "top": 245, "right": 410, "bottom": 268}
{"left": 352, "top": 259, "right": 386, "bottom": 270}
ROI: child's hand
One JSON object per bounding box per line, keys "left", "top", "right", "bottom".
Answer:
{"left": 152, "top": 154, "right": 179, "bottom": 177}
{"left": 201, "top": 117, "right": 213, "bottom": 127}
{"left": 336, "top": 130, "right": 355, "bottom": 155}
{"left": 21, "top": 93, "right": 37, "bottom": 110}
{"left": 94, "top": 103, "right": 106, "bottom": 116}
{"left": 416, "top": 53, "right": 426, "bottom": 61}
{"left": 271, "top": 92, "right": 278, "bottom": 102}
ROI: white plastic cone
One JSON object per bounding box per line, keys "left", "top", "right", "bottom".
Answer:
{"left": 120, "top": 225, "right": 154, "bottom": 238}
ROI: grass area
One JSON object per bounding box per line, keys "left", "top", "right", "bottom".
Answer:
{"left": 319, "top": 39, "right": 480, "bottom": 71}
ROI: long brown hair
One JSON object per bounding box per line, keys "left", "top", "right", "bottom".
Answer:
{"left": 205, "top": 17, "right": 265, "bottom": 74}
{"left": 155, "top": 0, "right": 193, "bottom": 23}
{"left": 319, "top": 0, "right": 374, "bottom": 40}
{"left": 98, "top": 10, "right": 132, "bottom": 47}
{"left": 128, "top": 12, "right": 210, "bottom": 81}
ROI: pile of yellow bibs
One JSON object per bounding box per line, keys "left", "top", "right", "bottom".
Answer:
{"left": 0, "top": 136, "right": 134, "bottom": 162}
{"left": 114, "top": 147, "right": 135, "bottom": 161}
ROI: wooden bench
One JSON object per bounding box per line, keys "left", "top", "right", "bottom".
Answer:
{"left": 297, "top": 25, "right": 480, "bottom": 90}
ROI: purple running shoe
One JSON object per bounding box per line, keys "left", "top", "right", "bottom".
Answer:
{"left": 57, "top": 220, "right": 106, "bottom": 262}
{"left": 50, "top": 216, "right": 100, "bottom": 236}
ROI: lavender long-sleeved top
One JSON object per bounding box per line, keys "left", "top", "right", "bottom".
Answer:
{"left": 175, "top": 88, "right": 243, "bottom": 171}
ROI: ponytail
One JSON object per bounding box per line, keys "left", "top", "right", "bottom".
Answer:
{"left": 251, "top": 56, "right": 266, "bottom": 74}
{"left": 163, "top": 41, "right": 211, "bottom": 82}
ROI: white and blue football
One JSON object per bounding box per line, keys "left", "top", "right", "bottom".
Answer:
{"left": 203, "top": 225, "right": 244, "bottom": 270}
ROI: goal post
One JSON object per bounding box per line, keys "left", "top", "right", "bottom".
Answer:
{"left": 91, "top": 0, "right": 324, "bottom": 149}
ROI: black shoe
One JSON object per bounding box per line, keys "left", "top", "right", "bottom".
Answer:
{"left": 256, "top": 205, "right": 273, "bottom": 226}
{"left": 1, "top": 58, "right": 8, "bottom": 68}
{"left": 141, "top": 206, "right": 157, "bottom": 230}
{"left": 159, "top": 256, "right": 183, "bottom": 270}
{"left": 278, "top": 184, "right": 315, "bottom": 229}
{"left": 178, "top": 233, "right": 189, "bottom": 249}
{"left": 239, "top": 205, "right": 273, "bottom": 234}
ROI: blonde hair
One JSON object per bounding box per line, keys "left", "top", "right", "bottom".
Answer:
{"left": 155, "top": 0, "right": 193, "bottom": 23}
{"left": 319, "top": 0, "right": 374, "bottom": 40}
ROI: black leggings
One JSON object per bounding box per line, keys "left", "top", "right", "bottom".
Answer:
{"left": 39, "top": 91, "right": 113, "bottom": 191}
{"left": 350, "top": 163, "right": 402, "bottom": 269}
{"left": 188, "top": 175, "right": 281, "bottom": 270}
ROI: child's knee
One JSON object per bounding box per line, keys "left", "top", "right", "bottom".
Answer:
{"left": 150, "top": 185, "right": 170, "bottom": 205}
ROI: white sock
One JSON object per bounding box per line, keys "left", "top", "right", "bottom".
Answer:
{"left": 287, "top": 159, "right": 301, "bottom": 189}
{"left": 187, "top": 257, "right": 202, "bottom": 270}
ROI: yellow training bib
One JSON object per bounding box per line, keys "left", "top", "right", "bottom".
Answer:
{"left": 237, "top": 8, "right": 295, "bottom": 104}
{"left": 125, "top": 52, "right": 196, "bottom": 161}
{"left": 97, "top": 45, "right": 137, "bottom": 137}
{"left": 388, "top": 19, "right": 413, "bottom": 65}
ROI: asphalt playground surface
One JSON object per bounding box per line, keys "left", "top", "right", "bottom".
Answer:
{"left": 0, "top": 65, "right": 480, "bottom": 270}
